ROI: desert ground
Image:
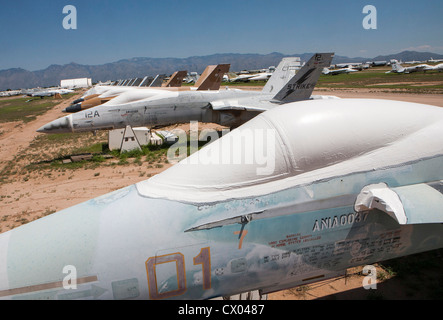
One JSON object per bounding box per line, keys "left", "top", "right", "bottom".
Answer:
{"left": 0, "top": 87, "right": 442, "bottom": 300}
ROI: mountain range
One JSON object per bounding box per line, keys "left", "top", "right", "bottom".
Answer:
{"left": 1, "top": 51, "right": 443, "bottom": 91}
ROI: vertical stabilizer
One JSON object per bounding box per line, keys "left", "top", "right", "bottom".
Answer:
{"left": 195, "top": 64, "right": 230, "bottom": 90}
{"left": 261, "top": 57, "right": 301, "bottom": 95}
{"left": 272, "top": 53, "right": 334, "bottom": 103}
{"left": 149, "top": 74, "right": 166, "bottom": 87}
{"left": 139, "top": 76, "right": 151, "bottom": 87}
{"left": 163, "top": 71, "right": 188, "bottom": 87}
{"left": 390, "top": 60, "right": 405, "bottom": 73}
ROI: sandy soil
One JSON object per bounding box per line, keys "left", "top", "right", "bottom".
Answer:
{"left": 0, "top": 88, "right": 442, "bottom": 299}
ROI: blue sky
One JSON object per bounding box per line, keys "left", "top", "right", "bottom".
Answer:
{"left": 1, "top": 0, "right": 442, "bottom": 71}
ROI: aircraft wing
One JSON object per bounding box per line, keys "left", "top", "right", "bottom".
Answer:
{"left": 355, "top": 181, "right": 443, "bottom": 225}
{"left": 209, "top": 99, "right": 273, "bottom": 112}
{"left": 209, "top": 94, "right": 340, "bottom": 112}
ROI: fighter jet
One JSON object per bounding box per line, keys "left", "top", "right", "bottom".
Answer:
{"left": 322, "top": 66, "right": 359, "bottom": 75}
{"left": 2, "top": 98, "right": 443, "bottom": 300}
{"left": 386, "top": 59, "right": 435, "bottom": 74}
{"left": 38, "top": 53, "right": 335, "bottom": 133}
{"left": 26, "top": 88, "right": 74, "bottom": 99}
{"left": 431, "top": 63, "right": 443, "bottom": 71}
{"left": 228, "top": 71, "right": 273, "bottom": 82}
{"left": 428, "top": 57, "right": 443, "bottom": 63}
{"left": 63, "top": 65, "right": 229, "bottom": 113}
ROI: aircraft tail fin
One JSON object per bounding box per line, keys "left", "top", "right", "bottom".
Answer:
{"left": 195, "top": 64, "right": 230, "bottom": 90}
{"left": 163, "top": 70, "right": 187, "bottom": 87}
{"left": 390, "top": 60, "right": 405, "bottom": 73}
{"left": 272, "top": 53, "right": 334, "bottom": 103}
{"left": 261, "top": 57, "right": 302, "bottom": 95}
{"left": 139, "top": 76, "right": 153, "bottom": 87}
{"left": 149, "top": 74, "right": 166, "bottom": 87}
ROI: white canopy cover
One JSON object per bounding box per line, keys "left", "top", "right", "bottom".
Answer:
{"left": 137, "top": 99, "right": 443, "bottom": 203}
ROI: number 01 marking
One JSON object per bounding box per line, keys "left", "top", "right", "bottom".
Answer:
{"left": 145, "top": 247, "right": 211, "bottom": 300}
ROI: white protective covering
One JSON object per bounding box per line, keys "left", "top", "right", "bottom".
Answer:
{"left": 136, "top": 99, "right": 443, "bottom": 203}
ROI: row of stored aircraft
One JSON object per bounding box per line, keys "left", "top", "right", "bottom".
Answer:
{"left": 323, "top": 59, "right": 443, "bottom": 76}
{"left": 38, "top": 54, "right": 337, "bottom": 133}
{"left": 0, "top": 87, "right": 74, "bottom": 98}
{"left": 0, "top": 53, "right": 442, "bottom": 300}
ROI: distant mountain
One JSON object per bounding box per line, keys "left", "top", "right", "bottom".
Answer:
{"left": 372, "top": 51, "right": 443, "bottom": 63}
{"left": 1, "top": 51, "right": 443, "bottom": 91}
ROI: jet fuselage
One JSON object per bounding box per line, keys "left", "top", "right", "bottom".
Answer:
{"left": 4, "top": 99, "right": 443, "bottom": 300}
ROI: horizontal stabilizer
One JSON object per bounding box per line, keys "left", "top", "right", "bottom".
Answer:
{"left": 355, "top": 181, "right": 443, "bottom": 225}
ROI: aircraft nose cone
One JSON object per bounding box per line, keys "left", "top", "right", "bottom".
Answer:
{"left": 63, "top": 104, "right": 82, "bottom": 113}
{"left": 37, "top": 115, "right": 72, "bottom": 133}
{"left": 72, "top": 98, "right": 84, "bottom": 104}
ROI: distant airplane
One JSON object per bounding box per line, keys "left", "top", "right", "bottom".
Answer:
{"left": 335, "top": 63, "right": 362, "bottom": 68}
{"left": 322, "top": 67, "right": 359, "bottom": 75}
{"left": 3, "top": 97, "right": 443, "bottom": 300}
{"left": 246, "top": 72, "right": 273, "bottom": 81}
{"left": 38, "top": 53, "right": 335, "bottom": 133}
{"left": 184, "top": 72, "right": 199, "bottom": 84}
{"left": 428, "top": 57, "right": 443, "bottom": 63}
{"left": 228, "top": 73, "right": 257, "bottom": 82}
{"left": 25, "top": 88, "right": 74, "bottom": 99}
{"left": 386, "top": 59, "right": 435, "bottom": 74}
{"left": 432, "top": 63, "right": 443, "bottom": 71}
{"left": 0, "top": 90, "right": 21, "bottom": 97}
{"left": 228, "top": 67, "right": 276, "bottom": 82}
{"left": 369, "top": 61, "right": 388, "bottom": 66}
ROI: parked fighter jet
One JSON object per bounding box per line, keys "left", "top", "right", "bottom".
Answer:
{"left": 386, "top": 60, "right": 435, "bottom": 74}
{"left": 2, "top": 98, "right": 443, "bottom": 300}
{"left": 246, "top": 72, "right": 273, "bottom": 81}
{"left": 25, "top": 88, "right": 74, "bottom": 99}
{"left": 431, "top": 63, "right": 443, "bottom": 71}
{"left": 38, "top": 53, "right": 335, "bottom": 133}
{"left": 63, "top": 65, "right": 229, "bottom": 113}
{"left": 428, "top": 57, "right": 443, "bottom": 63}
{"left": 322, "top": 66, "right": 359, "bottom": 75}
{"left": 228, "top": 70, "right": 273, "bottom": 82}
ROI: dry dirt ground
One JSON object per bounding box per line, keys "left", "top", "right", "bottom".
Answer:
{"left": 0, "top": 88, "right": 442, "bottom": 300}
